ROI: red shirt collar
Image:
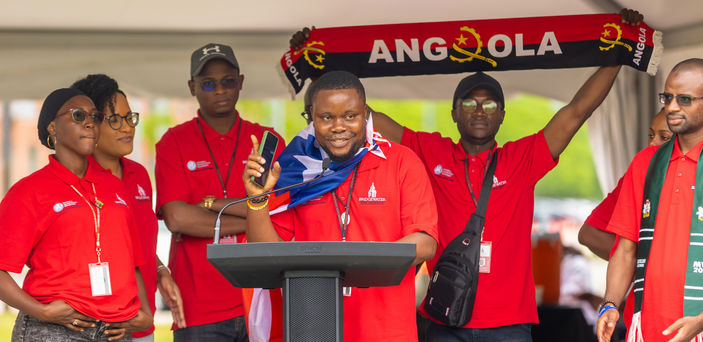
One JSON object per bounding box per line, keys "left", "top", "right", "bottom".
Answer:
{"left": 196, "top": 110, "right": 241, "bottom": 139}
{"left": 48, "top": 155, "right": 106, "bottom": 185}
{"left": 453, "top": 140, "right": 498, "bottom": 163}
{"left": 671, "top": 136, "right": 703, "bottom": 162}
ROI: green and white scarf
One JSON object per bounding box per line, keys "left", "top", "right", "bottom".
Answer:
{"left": 630, "top": 139, "right": 703, "bottom": 342}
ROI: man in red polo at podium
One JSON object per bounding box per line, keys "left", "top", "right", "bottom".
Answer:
{"left": 242, "top": 70, "right": 438, "bottom": 342}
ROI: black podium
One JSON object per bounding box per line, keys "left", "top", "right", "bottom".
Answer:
{"left": 207, "top": 241, "right": 416, "bottom": 342}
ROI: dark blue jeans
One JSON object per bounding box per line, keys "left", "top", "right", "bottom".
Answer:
{"left": 12, "top": 311, "right": 131, "bottom": 342}
{"left": 173, "top": 316, "right": 248, "bottom": 342}
{"left": 427, "top": 321, "right": 532, "bottom": 342}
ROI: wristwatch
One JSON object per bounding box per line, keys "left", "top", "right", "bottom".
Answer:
{"left": 203, "top": 196, "right": 216, "bottom": 210}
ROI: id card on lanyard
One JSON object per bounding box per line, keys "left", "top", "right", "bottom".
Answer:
{"left": 71, "top": 183, "right": 113, "bottom": 296}
{"left": 333, "top": 166, "right": 360, "bottom": 297}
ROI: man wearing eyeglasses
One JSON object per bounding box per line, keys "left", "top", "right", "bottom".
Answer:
{"left": 154, "top": 43, "right": 286, "bottom": 342}
{"left": 289, "top": 10, "right": 645, "bottom": 341}
{"left": 598, "top": 58, "right": 703, "bottom": 342}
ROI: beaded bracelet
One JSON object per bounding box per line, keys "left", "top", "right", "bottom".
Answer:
{"left": 247, "top": 199, "right": 269, "bottom": 210}
{"left": 250, "top": 195, "right": 269, "bottom": 204}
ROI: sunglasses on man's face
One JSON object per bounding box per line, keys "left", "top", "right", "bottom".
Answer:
{"left": 659, "top": 92, "right": 703, "bottom": 107}
{"left": 461, "top": 99, "right": 500, "bottom": 115}
{"left": 106, "top": 112, "right": 140, "bottom": 130}
{"left": 57, "top": 108, "right": 105, "bottom": 124}
{"left": 199, "top": 78, "right": 239, "bottom": 92}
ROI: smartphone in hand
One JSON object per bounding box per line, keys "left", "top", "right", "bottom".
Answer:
{"left": 252, "top": 131, "right": 279, "bottom": 187}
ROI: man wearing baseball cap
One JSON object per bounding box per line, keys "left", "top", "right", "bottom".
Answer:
{"left": 155, "top": 43, "right": 285, "bottom": 341}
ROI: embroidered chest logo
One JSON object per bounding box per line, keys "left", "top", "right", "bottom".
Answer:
{"left": 433, "top": 165, "right": 455, "bottom": 180}
{"left": 492, "top": 175, "right": 507, "bottom": 188}
{"left": 135, "top": 184, "right": 150, "bottom": 201}
{"left": 358, "top": 182, "right": 387, "bottom": 204}
{"left": 115, "top": 194, "right": 129, "bottom": 207}
{"left": 186, "top": 160, "right": 213, "bottom": 171}
{"left": 642, "top": 199, "right": 651, "bottom": 218}
{"left": 53, "top": 200, "right": 79, "bottom": 213}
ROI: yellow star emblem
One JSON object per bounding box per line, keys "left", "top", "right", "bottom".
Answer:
{"left": 602, "top": 29, "right": 611, "bottom": 37}
{"left": 456, "top": 34, "right": 468, "bottom": 46}
{"left": 315, "top": 54, "right": 325, "bottom": 63}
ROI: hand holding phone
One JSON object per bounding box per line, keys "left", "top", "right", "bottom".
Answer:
{"left": 251, "top": 131, "right": 279, "bottom": 187}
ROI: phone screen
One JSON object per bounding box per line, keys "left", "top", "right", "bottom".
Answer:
{"left": 253, "top": 131, "right": 279, "bottom": 187}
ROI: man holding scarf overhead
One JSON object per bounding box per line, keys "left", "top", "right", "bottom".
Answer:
{"left": 243, "top": 70, "right": 438, "bottom": 342}
{"left": 598, "top": 59, "right": 703, "bottom": 342}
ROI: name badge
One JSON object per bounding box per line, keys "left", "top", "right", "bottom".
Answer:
{"left": 479, "top": 242, "right": 492, "bottom": 273}
{"left": 88, "top": 262, "right": 113, "bottom": 296}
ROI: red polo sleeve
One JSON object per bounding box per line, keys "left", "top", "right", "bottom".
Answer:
{"left": 397, "top": 147, "right": 439, "bottom": 240}
{"left": 0, "top": 180, "right": 41, "bottom": 273}
{"left": 585, "top": 176, "right": 624, "bottom": 232}
{"left": 607, "top": 148, "right": 657, "bottom": 242}
{"left": 155, "top": 130, "right": 191, "bottom": 216}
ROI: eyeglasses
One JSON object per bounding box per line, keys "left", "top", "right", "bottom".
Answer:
{"left": 658, "top": 92, "right": 703, "bottom": 107}
{"left": 200, "top": 78, "right": 239, "bottom": 92}
{"left": 461, "top": 99, "right": 500, "bottom": 115}
{"left": 106, "top": 112, "right": 140, "bottom": 130}
{"left": 56, "top": 108, "right": 105, "bottom": 124}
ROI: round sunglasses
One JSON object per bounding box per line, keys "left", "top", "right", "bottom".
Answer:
{"left": 56, "top": 108, "right": 105, "bottom": 124}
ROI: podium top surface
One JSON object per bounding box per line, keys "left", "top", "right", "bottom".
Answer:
{"left": 207, "top": 241, "right": 416, "bottom": 288}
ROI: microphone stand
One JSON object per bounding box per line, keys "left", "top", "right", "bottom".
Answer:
{"left": 213, "top": 158, "right": 331, "bottom": 244}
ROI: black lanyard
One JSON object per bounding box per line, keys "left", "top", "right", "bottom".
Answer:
{"left": 196, "top": 117, "right": 242, "bottom": 198}
{"left": 464, "top": 148, "right": 493, "bottom": 207}
{"left": 332, "top": 165, "right": 360, "bottom": 242}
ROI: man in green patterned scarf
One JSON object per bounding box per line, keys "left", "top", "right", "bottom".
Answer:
{"left": 597, "top": 58, "right": 703, "bottom": 342}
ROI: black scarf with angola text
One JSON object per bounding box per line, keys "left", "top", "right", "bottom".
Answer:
{"left": 278, "top": 13, "right": 662, "bottom": 95}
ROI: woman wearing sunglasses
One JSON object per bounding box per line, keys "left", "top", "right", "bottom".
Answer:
{"left": 71, "top": 74, "right": 186, "bottom": 342}
{"left": 0, "top": 88, "right": 152, "bottom": 341}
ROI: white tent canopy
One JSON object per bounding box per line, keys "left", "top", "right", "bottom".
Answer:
{"left": 1, "top": 0, "right": 702, "bottom": 191}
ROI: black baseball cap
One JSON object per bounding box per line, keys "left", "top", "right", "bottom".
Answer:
{"left": 452, "top": 72, "right": 505, "bottom": 110}
{"left": 190, "top": 43, "right": 239, "bottom": 77}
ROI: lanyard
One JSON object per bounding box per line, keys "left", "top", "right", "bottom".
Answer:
{"left": 69, "top": 183, "right": 103, "bottom": 263}
{"left": 464, "top": 149, "right": 493, "bottom": 207}
{"left": 196, "top": 117, "right": 242, "bottom": 198}
{"left": 332, "top": 165, "right": 360, "bottom": 242}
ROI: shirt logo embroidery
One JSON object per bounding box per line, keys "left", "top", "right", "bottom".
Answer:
{"left": 53, "top": 200, "right": 78, "bottom": 213}
{"left": 359, "top": 182, "right": 387, "bottom": 204}
{"left": 115, "top": 194, "right": 129, "bottom": 207}
{"left": 186, "top": 160, "right": 213, "bottom": 171}
{"left": 135, "top": 184, "right": 150, "bottom": 201}
{"left": 492, "top": 175, "right": 507, "bottom": 188}
{"left": 433, "top": 165, "right": 455, "bottom": 180}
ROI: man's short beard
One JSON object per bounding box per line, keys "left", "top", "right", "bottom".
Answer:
{"left": 321, "top": 138, "right": 365, "bottom": 162}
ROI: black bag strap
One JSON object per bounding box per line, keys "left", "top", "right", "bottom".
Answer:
{"left": 463, "top": 150, "right": 498, "bottom": 233}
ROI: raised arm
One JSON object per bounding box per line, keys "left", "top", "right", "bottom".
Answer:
{"left": 242, "top": 135, "right": 284, "bottom": 242}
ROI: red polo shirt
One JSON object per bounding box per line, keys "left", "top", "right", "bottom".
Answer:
{"left": 271, "top": 143, "right": 439, "bottom": 342}
{"left": 608, "top": 137, "right": 703, "bottom": 342}
{"left": 0, "top": 156, "right": 144, "bottom": 322}
{"left": 155, "top": 112, "right": 285, "bottom": 328}
{"left": 121, "top": 157, "right": 158, "bottom": 337}
{"left": 403, "top": 128, "right": 557, "bottom": 328}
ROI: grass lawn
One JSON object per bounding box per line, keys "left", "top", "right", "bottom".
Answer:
{"left": 0, "top": 312, "right": 174, "bottom": 342}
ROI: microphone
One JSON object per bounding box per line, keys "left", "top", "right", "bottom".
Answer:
{"left": 213, "top": 158, "right": 331, "bottom": 244}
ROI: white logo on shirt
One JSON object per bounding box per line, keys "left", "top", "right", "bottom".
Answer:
{"left": 186, "top": 160, "right": 212, "bottom": 171}
{"left": 359, "top": 182, "right": 386, "bottom": 204}
{"left": 135, "top": 184, "right": 150, "bottom": 201}
{"left": 52, "top": 200, "right": 78, "bottom": 213}
{"left": 115, "top": 194, "right": 129, "bottom": 207}
{"left": 433, "top": 164, "right": 454, "bottom": 179}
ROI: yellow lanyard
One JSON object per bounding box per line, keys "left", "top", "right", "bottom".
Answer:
{"left": 70, "top": 183, "right": 103, "bottom": 263}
